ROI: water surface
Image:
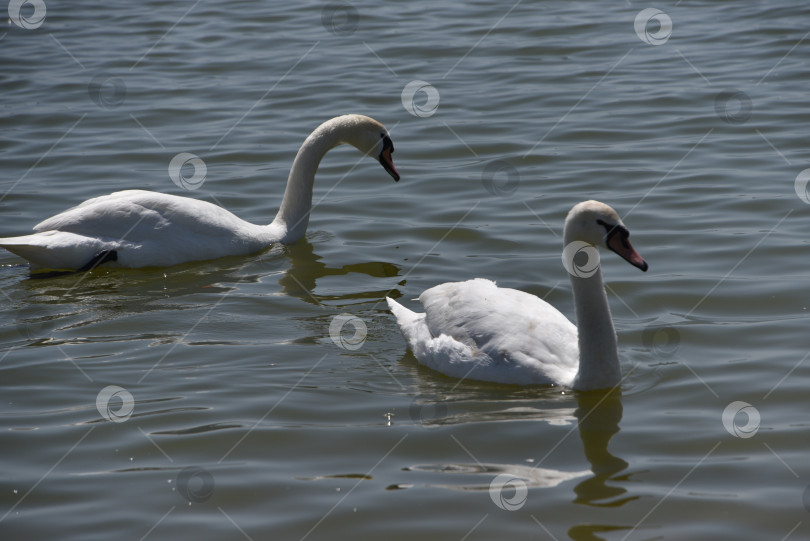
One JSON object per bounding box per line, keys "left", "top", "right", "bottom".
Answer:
{"left": 2, "top": 1, "right": 810, "bottom": 539}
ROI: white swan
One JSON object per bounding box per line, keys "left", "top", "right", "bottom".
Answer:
{"left": 386, "top": 200, "right": 648, "bottom": 390}
{"left": 0, "top": 114, "right": 399, "bottom": 273}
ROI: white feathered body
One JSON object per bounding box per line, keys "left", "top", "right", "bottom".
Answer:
{"left": 0, "top": 190, "right": 281, "bottom": 271}
{"left": 387, "top": 278, "right": 579, "bottom": 386}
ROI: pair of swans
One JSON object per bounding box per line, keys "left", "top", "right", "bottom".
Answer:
{"left": 0, "top": 114, "right": 647, "bottom": 390}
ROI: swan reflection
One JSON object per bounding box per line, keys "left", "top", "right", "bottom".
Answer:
{"left": 401, "top": 387, "right": 634, "bottom": 539}
{"left": 278, "top": 239, "right": 400, "bottom": 306}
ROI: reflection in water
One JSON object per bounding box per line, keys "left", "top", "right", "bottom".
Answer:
{"left": 1, "top": 240, "right": 401, "bottom": 347}
{"left": 278, "top": 240, "right": 400, "bottom": 305}
{"left": 400, "top": 462, "right": 589, "bottom": 492}
{"left": 401, "top": 386, "right": 637, "bottom": 541}
{"left": 568, "top": 524, "right": 628, "bottom": 541}
{"left": 3, "top": 239, "right": 400, "bottom": 305}
{"left": 573, "top": 390, "right": 635, "bottom": 507}
{"left": 567, "top": 390, "right": 636, "bottom": 541}
{"left": 1, "top": 251, "right": 262, "bottom": 346}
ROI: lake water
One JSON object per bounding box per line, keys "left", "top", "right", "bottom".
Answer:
{"left": 2, "top": 1, "right": 810, "bottom": 539}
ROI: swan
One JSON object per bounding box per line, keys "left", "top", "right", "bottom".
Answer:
{"left": 386, "top": 200, "right": 648, "bottom": 390}
{"left": 0, "top": 114, "right": 400, "bottom": 273}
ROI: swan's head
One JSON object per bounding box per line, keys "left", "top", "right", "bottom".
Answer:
{"left": 333, "top": 114, "right": 400, "bottom": 182}
{"left": 564, "top": 200, "right": 648, "bottom": 272}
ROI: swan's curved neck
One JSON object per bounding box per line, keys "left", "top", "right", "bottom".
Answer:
{"left": 568, "top": 247, "right": 622, "bottom": 390}
{"left": 271, "top": 123, "right": 343, "bottom": 243}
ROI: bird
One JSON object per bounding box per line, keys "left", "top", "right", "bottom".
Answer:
{"left": 0, "top": 114, "right": 399, "bottom": 273}
{"left": 386, "top": 200, "right": 648, "bottom": 390}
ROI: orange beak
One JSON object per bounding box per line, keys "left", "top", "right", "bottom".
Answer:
{"left": 606, "top": 227, "right": 648, "bottom": 272}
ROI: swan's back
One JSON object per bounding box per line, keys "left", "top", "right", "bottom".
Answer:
{"left": 4, "top": 190, "right": 279, "bottom": 270}
{"left": 395, "top": 278, "right": 580, "bottom": 385}
{"left": 35, "top": 190, "right": 269, "bottom": 241}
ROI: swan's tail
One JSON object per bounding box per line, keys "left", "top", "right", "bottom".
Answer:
{"left": 387, "top": 296, "right": 485, "bottom": 378}
{"left": 0, "top": 231, "right": 117, "bottom": 272}
{"left": 386, "top": 297, "right": 432, "bottom": 351}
